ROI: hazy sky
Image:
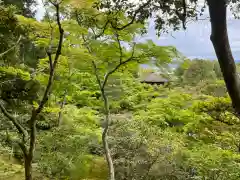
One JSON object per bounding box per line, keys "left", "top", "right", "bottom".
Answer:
{"left": 35, "top": 0, "right": 240, "bottom": 60}
{"left": 145, "top": 14, "right": 240, "bottom": 60}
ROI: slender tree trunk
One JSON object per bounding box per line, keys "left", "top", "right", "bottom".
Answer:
{"left": 101, "top": 89, "right": 115, "bottom": 180}
{"left": 24, "top": 115, "right": 37, "bottom": 180}
{"left": 24, "top": 156, "right": 33, "bottom": 180}
{"left": 208, "top": 0, "right": 240, "bottom": 113}
{"left": 57, "top": 90, "right": 67, "bottom": 126}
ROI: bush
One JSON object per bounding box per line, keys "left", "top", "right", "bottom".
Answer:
{"left": 109, "top": 120, "right": 189, "bottom": 180}
{"left": 119, "top": 99, "right": 134, "bottom": 110}
{"left": 199, "top": 80, "right": 227, "bottom": 97}
{"left": 35, "top": 106, "right": 105, "bottom": 179}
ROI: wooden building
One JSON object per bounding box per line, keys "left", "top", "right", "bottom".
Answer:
{"left": 140, "top": 72, "right": 169, "bottom": 85}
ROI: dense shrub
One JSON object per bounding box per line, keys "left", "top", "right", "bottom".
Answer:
{"left": 35, "top": 106, "right": 106, "bottom": 179}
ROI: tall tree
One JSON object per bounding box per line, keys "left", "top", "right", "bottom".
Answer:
{"left": 0, "top": 1, "right": 64, "bottom": 179}
{"left": 73, "top": 2, "right": 178, "bottom": 178}
{"left": 207, "top": 0, "right": 240, "bottom": 113}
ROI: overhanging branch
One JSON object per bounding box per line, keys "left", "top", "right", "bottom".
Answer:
{"left": 75, "top": 11, "right": 110, "bottom": 39}
{"left": 0, "top": 100, "right": 28, "bottom": 141}
{"left": 111, "top": 0, "right": 151, "bottom": 30}
{"left": 0, "top": 35, "right": 22, "bottom": 57}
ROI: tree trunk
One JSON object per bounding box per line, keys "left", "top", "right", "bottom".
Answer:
{"left": 24, "top": 114, "right": 37, "bottom": 180}
{"left": 208, "top": 0, "right": 240, "bottom": 113}
{"left": 24, "top": 156, "right": 33, "bottom": 180}
{"left": 57, "top": 90, "right": 67, "bottom": 126}
{"left": 101, "top": 89, "right": 115, "bottom": 180}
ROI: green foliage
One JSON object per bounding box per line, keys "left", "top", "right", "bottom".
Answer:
{"left": 174, "top": 58, "right": 191, "bottom": 79}
{"left": 181, "top": 145, "right": 240, "bottom": 180}
{"left": 198, "top": 80, "right": 227, "bottom": 97}
{"left": 134, "top": 92, "right": 194, "bottom": 128}
{"left": 213, "top": 60, "right": 223, "bottom": 79}
{"left": 0, "top": 3, "right": 20, "bottom": 65}
{"left": 36, "top": 106, "right": 105, "bottom": 179}
{"left": 0, "top": 65, "right": 40, "bottom": 110}
{"left": 109, "top": 120, "right": 189, "bottom": 180}
{"left": 0, "top": 66, "right": 30, "bottom": 80}
{"left": 2, "top": 0, "right": 36, "bottom": 17}
{"left": 183, "top": 59, "right": 216, "bottom": 85}
{"left": 1, "top": 1, "right": 240, "bottom": 180}
{"left": 119, "top": 99, "right": 134, "bottom": 110}
{"left": 111, "top": 84, "right": 240, "bottom": 180}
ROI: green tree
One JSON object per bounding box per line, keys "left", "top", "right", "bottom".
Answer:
{"left": 174, "top": 59, "right": 191, "bottom": 82}
{"left": 0, "top": 1, "right": 64, "bottom": 179}
{"left": 73, "top": 2, "right": 178, "bottom": 178}
{"left": 213, "top": 60, "right": 223, "bottom": 79}
{"left": 81, "top": 27, "right": 176, "bottom": 180}
{"left": 183, "top": 59, "right": 216, "bottom": 85}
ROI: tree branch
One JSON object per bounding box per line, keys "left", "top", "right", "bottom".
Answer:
{"left": 92, "top": 60, "right": 103, "bottom": 88}
{"left": 182, "top": 0, "right": 187, "bottom": 29}
{"left": 101, "top": 43, "right": 136, "bottom": 89}
{"left": 175, "top": 0, "right": 187, "bottom": 29}
{"left": 75, "top": 11, "right": 110, "bottom": 39}
{"left": 0, "top": 100, "right": 28, "bottom": 141}
{"left": 35, "top": 2, "right": 64, "bottom": 115}
{"left": 18, "top": 141, "right": 28, "bottom": 158}
{"left": 57, "top": 89, "right": 67, "bottom": 126}
{"left": 111, "top": 0, "right": 151, "bottom": 30}
{"left": 0, "top": 35, "right": 22, "bottom": 57}
{"left": 116, "top": 33, "right": 123, "bottom": 64}
{"left": 28, "top": 1, "right": 64, "bottom": 160}
{"left": 46, "top": 17, "right": 54, "bottom": 71}
{"left": 81, "top": 34, "right": 104, "bottom": 92}
{"left": 94, "top": 19, "right": 110, "bottom": 39}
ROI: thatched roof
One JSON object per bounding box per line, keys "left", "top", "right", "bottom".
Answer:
{"left": 140, "top": 72, "right": 168, "bottom": 83}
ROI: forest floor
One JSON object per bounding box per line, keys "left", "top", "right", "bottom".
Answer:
{"left": 0, "top": 153, "right": 49, "bottom": 180}
{"left": 0, "top": 153, "right": 24, "bottom": 180}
